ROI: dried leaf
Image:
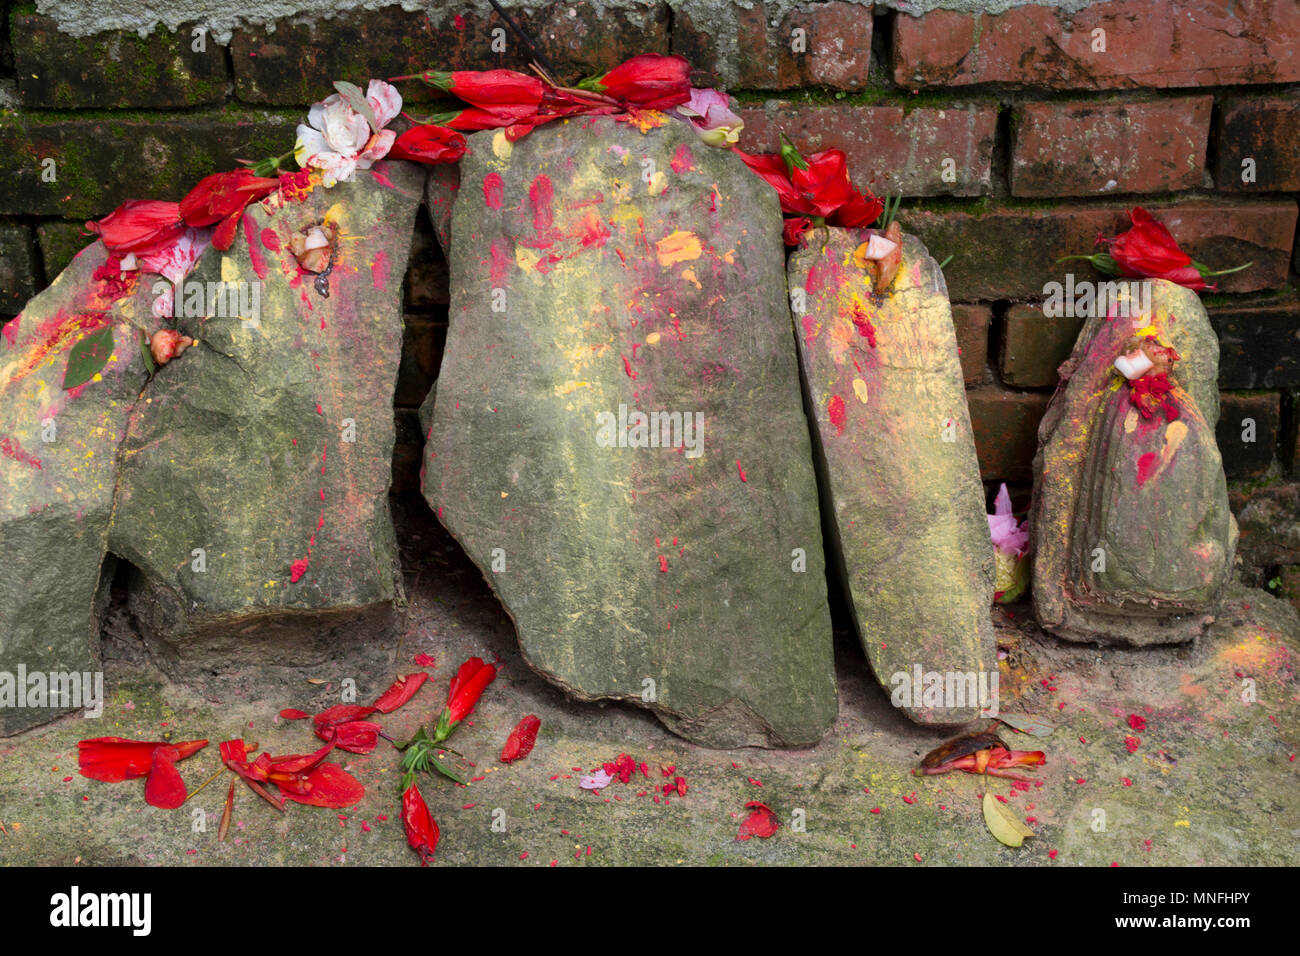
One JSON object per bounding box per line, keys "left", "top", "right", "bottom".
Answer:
{"left": 982, "top": 791, "right": 1035, "bottom": 847}
{"left": 333, "top": 80, "right": 380, "bottom": 135}
{"left": 998, "top": 713, "right": 1055, "bottom": 737}
{"left": 305, "top": 678, "right": 327, "bottom": 685}
{"left": 920, "top": 731, "right": 1006, "bottom": 769}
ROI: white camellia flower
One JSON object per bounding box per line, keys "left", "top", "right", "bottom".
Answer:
{"left": 295, "top": 80, "right": 403, "bottom": 187}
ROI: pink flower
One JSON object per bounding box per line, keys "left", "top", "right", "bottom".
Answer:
{"left": 138, "top": 228, "right": 213, "bottom": 319}
{"left": 580, "top": 769, "right": 613, "bottom": 790}
{"left": 674, "top": 88, "right": 744, "bottom": 147}
{"left": 295, "top": 80, "right": 403, "bottom": 187}
{"left": 988, "top": 483, "right": 1028, "bottom": 558}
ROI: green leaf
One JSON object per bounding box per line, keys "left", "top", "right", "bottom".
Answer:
{"left": 983, "top": 791, "right": 1035, "bottom": 848}
{"left": 428, "top": 751, "right": 468, "bottom": 785}
{"left": 334, "top": 80, "right": 381, "bottom": 135}
{"left": 139, "top": 330, "right": 157, "bottom": 376}
{"left": 997, "top": 713, "right": 1055, "bottom": 737}
{"left": 63, "top": 325, "right": 116, "bottom": 390}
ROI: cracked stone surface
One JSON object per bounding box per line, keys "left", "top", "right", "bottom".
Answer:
{"left": 423, "top": 115, "right": 837, "bottom": 749}
{"left": 1032, "top": 280, "right": 1238, "bottom": 645}
{"left": 788, "top": 229, "right": 996, "bottom": 724}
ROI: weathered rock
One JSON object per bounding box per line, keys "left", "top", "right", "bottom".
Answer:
{"left": 789, "top": 229, "right": 996, "bottom": 724}
{"left": 1031, "top": 280, "right": 1238, "bottom": 644}
{"left": 423, "top": 116, "right": 836, "bottom": 748}
{"left": 107, "top": 161, "right": 426, "bottom": 676}
{"left": 0, "top": 246, "right": 151, "bottom": 733}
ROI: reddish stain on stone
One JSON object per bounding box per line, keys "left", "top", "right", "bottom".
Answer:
{"left": 658, "top": 555, "right": 669, "bottom": 573}
{"left": 1136, "top": 451, "right": 1158, "bottom": 486}
{"left": 371, "top": 250, "right": 390, "bottom": 289}
{"left": 290, "top": 558, "right": 309, "bottom": 583}
{"left": 488, "top": 239, "right": 511, "bottom": 286}
{"left": 828, "top": 394, "right": 847, "bottom": 435}
{"left": 851, "top": 306, "right": 877, "bottom": 347}
{"left": 260, "top": 228, "right": 280, "bottom": 252}
{"left": 529, "top": 174, "right": 554, "bottom": 232}
{"left": 370, "top": 166, "right": 395, "bottom": 189}
{"left": 670, "top": 144, "right": 695, "bottom": 174}
{"left": 0, "top": 435, "right": 42, "bottom": 470}
{"left": 736, "top": 460, "right": 747, "bottom": 482}
{"left": 483, "top": 173, "right": 504, "bottom": 210}
{"left": 243, "top": 212, "right": 268, "bottom": 280}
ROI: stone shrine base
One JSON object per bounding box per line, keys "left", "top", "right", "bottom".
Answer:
{"left": 0, "top": 495, "right": 1295, "bottom": 867}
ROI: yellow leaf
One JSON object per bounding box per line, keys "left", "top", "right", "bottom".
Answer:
{"left": 983, "top": 791, "right": 1035, "bottom": 847}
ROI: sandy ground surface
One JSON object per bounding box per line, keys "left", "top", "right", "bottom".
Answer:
{"left": 1, "top": 494, "right": 1296, "bottom": 866}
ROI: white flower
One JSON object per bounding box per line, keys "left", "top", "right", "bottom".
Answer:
{"left": 674, "top": 88, "right": 744, "bottom": 147}
{"left": 140, "top": 227, "right": 213, "bottom": 319}
{"left": 295, "top": 80, "right": 403, "bottom": 187}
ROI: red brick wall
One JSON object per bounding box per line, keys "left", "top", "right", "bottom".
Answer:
{"left": 1, "top": 1, "right": 1297, "bottom": 497}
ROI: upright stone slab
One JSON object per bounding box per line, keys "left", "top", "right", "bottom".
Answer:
{"left": 424, "top": 116, "right": 836, "bottom": 748}
{"left": 1031, "top": 279, "right": 1237, "bottom": 644}
{"left": 789, "top": 229, "right": 996, "bottom": 724}
{"left": 108, "top": 161, "right": 425, "bottom": 675}
{"left": 0, "top": 246, "right": 150, "bottom": 733}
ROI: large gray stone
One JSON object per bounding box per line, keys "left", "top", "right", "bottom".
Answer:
{"left": 789, "top": 228, "right": 996, "bottom": 723}
{"left": 0, "top": 245, "right": 151, "bottom": 733}
{"left": 423, "top": 116, "right": 837, "bottom": 748}
{"left": 1031, "top": 279, "right": 1237, "bottom": 644}
{"left": 107, "top": 161, "right": 426, "bottom": 676}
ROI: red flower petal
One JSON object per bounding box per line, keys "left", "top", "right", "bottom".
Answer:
{"left": 279, "top": 709, "right": 310, "bottom": 720}
{"left": 144, "top": 746, "right": 188, "bottom": 809}
{"left": 372, "top": 672, "right": 429, "bottom": 714}
{"left": 500, "top": 714, "right": 541, "bottom": 764}
{"left": 402, "top": 783, "right": 440, "bottom": 865}
{"left": 736, "top": 801, "right": 780, "bottom": 841}
{"left": 277, "top": 762, "right": 366, "bottom": 808}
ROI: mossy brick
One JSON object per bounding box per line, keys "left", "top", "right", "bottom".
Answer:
{"left": 1218, "top": 391, "right": 1281, "bottom": 479}
{"left": 1010, "top": 97, "right": 1212, "bottom": 197}
{"left": 36, "top": 221, "right": 92, "bottom": 279}
{"left": 966, "top": 385, "right": 1049, "bottom": 481}
{"left": 0, "top": 110, "right": 300, "bottom": 218}
{"left": 1214, "top": 93, "right": 1300, "bottom": 192}
{"left": 673, "top": 1, "right": 873, "bottom": 90}
{"left": 0, "top": 223, "right": 38, "bottom": 312}
{"left": 900, "top": 200, "right": 1297, "bottom": 301}
{"left": 1000, "top": 303, "right": 1085, "bottom": 389}
{"left": 736, "top": 101, "right": 996, "bottom": 197}
{"left": 231, "top": 3, "right": 669, "bottom": 105}
{"left": 14, "top": 13, "right": 227, "bottom": 109}
{"left": 951, "top": 303, "right": 990, "bottom": 385}
{"left": 1209, "top": 293, "right": 1300, "bottom": 389}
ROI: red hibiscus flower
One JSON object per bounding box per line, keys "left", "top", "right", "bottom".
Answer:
{"left": 78, "top": 737, "right": 208, "bottom": 809}
{"left": 84, "top": 200, "right": 187, "bottom": 256}
{"left": 500, "top": 714, "right": 541, "bottom": 764}
{"left": 318, "top": 720, "right": 383, "bottom": 754}
{"left": 389, "top": 125, "right": 467, "bottom": 165}
{"left": 736, "top": 136, "right": 884, "bottom": 245}
{"left": 402, "top": 782, "right": 440, "bottom": 865}
{"left": 736, "top": 801, "right": 780, "bottom": 841}
{"left": 179, "top": 170, "right": 279, "bottom": 250}
{"left": 222, "top": 739, "right": 364, "bottom": 808}
{"left": 372, "top": 672, "right": 429, "bottom": 714}
{"left": 578, "top": 54, "right": 691, "bottom": 111}
{"left": 1060, "top": 207, "right": 1250, "bottom": 291}
{"left": 433, "top": 657, "right": 497, "bottom": 740}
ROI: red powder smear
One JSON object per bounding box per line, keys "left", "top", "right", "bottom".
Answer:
{"left": 488, "top": 239, "right": 511, "bottom": 286}
{"left": 529, "top": 175, "right": 554, "bottom": 232}
{"left": 1, "top": 314, "right": 19, "bottom": 344}
{"left": 736, "top": 460, "right": 747, "bottom": 482}
{"left": 260, "top": 228, "right": 281, "bottom": 252}
{"left": 483, "top": 173, "right": 504, "bottom": 209}
{"left": 622, "top": 355, "right": 637, "bottom": 379}
{"left": 670, "top": 144, "right": 695, "bottom": 174}
{"left": 828, "top": 394, "right": 847, "bottom": 435}
{"left": 371, "top": 250, "right": 390, "bottom": 289}
{"left": 851, "top": 306, "right": 877, "bottom": 347}
{"left": 243, "top": 212, "right": 268, "bottom": 280}
{"left": 1136, "top": 451, "right": 1158, "bottom": 486}
{"left": 316, "top": 403, "right": 324, "bottom": 415}
{"left": 577, "top": 211, "right": 611, "bottom": 249}
{"left": 290, "top": 558, "right": 309, "bottom": 583}
{"left": 454, "top": 13, "right": 465, "bottom": 29}
{"left": 658, "top": 555, "right": 669, "bottom": 573}
{"left": 0, "top": 435, "right": 43, "bottom": 470}
{"left": 370, "top": 166, "right": 395, "bottom": 189}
